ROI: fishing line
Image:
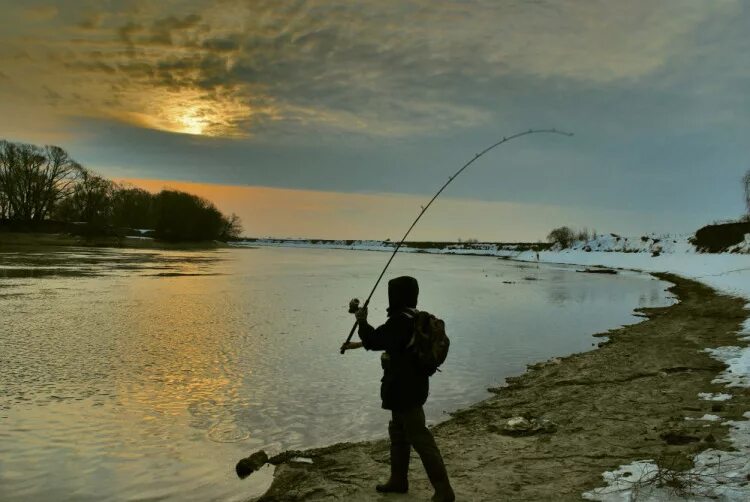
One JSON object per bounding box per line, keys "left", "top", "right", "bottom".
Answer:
{"left": 340, "top": 128, "right": 574, "bottom": 353}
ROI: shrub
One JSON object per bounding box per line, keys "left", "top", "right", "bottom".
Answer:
{"left": 154, "top": 190, "right": 236, "bottom": 242}
{"left": 692, "top": 221, "right": 750, "bottom": 253}
{"left": 547, "top": 226, "right": 575, "bottom": 248}
{"left": 575, "top": 228, "right": 591, "bottom": 242}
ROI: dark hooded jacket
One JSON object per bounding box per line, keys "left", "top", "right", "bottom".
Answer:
{"left": 358, "top": 276, "right": 429, "bottom": 411}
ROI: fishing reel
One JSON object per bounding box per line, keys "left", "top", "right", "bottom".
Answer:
{"left": 348, "top": 298, "right": 360, "bottom": 314}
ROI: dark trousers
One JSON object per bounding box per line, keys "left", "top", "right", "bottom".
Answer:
{"left": 388, "top": 406, "right": 450, "bottom": 487}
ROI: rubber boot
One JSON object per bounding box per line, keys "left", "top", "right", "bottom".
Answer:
{"left": 414, "top": 432, "right": 454, "bottom": 502}
{"left": 398, "top": 407, "right": 454, "bottom": 501}
{"left": 376, "top": 420, "right": 410, "bottom": 493}
{"left": 430, "top": 479, "right": 455, "bottom": 502}
{"left": 424, "top": 457, "right": 455, "bottom": 502}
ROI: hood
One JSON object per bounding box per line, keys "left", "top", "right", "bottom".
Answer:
{"left": 387, "top": 276, "right": 419, "bottom": 315}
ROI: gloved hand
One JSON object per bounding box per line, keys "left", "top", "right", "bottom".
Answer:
{"left": 355, "top": 306, "right": 368, "bottom": 323}
{"left": 348, "top": 298, "right": 360, "bottom": 314}
{"left": 341, "top": 341, "right": 363, "bottom": 351}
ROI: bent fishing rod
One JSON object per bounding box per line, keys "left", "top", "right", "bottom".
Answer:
{"left": 339, "top": 128, "right": 573, "bottom": 354}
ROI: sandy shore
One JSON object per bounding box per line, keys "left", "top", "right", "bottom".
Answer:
{"left": 249, "top": 274, "right": 749, "bottom": 501}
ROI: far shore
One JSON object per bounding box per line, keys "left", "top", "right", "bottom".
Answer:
{"left": 0, "top": 231, "right": 230, "bottom": 250}
{"left": 248, "top": 274, "right": 749, "bottom": 501}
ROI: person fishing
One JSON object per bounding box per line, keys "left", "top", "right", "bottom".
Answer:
{"left": 342, "top": 276, "right": 455, "bottom": 502}
{"left": 235, "top": 130, "right": 570, "bottom": 494}
{"left": 332, "top": 130, "right": 568, "bottom": 500}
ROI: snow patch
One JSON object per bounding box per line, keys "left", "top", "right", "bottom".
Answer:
{"left": 568, "top": 232, "right": 698, "bottom": 255}
{"left": 289, "top": 457, "right": 313, "bottom": 464}
{"left": 728, "top": 233, "right": 750, "bottom": 254}
{"left": 582, "top": 461, "right": 661, "bottom": 501}
{"left": 706, "top": 346, "right": 750, "bottom": 388}
{"left": 583, "top": 413, "right": 750, "bottom": 501}
{"left": 231, "top": 238, "right": 522, "bottom": 256}
{"left": 698, "top": 392, "right": 733, "bottom": 401}
{"left": 684, "top": 414, "right": 722, "bottom": 422}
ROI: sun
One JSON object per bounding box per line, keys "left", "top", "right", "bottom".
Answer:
{"left": 117, "top": 88, "right": 262, "bottom": 138}
{"left": 176, "top": 108, "right": 209, "bottom": 136}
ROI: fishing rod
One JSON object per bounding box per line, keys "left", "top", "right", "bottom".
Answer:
{"left": 339, "top": 128, "right": 573, "bottom": 354}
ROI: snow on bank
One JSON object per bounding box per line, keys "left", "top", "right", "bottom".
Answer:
{"left": 699, "top": 393, "right": 733, "bottom": 401}
{"left": 232, "top": 238, "right": 395, "bottom": 253}
{"left": 561, "top": 230, "right": 750, "bottom": 255}
{"left": 231, "top": 238, "right": 524, "bottom": 256}
{"left": 568, "top": 232, "right": 696, "bottom": 254}
{"left": 234, "top": 231, "right": 749, "bottom": 260}
{"left": 582, "top": 412, "right": 750, "bottom": 501}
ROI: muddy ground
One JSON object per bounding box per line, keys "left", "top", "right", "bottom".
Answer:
{"left": 250, "top": 274, "right": 749, "bottom": 501}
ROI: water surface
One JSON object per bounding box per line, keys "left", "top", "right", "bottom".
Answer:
{"left": 0, "top": 246, "right": 674, "bottom": 501}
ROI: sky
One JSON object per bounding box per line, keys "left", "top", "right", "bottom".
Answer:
{"left": 1, "top": 0, "right": 748, "bottom": 240}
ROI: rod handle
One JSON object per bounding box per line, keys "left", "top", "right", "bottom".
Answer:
{"left": 340, "top": 320, "right": 359, "bottom": 354}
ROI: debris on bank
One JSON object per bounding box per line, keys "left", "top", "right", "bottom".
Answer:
{"left": 495, "top": 416, "right": 558, "bottom": 436}
{"left": 577, "top": 267, "right": 618, "bottom": 275}
{"left": 236, "top": 449, "right": 311, "bottom": 479}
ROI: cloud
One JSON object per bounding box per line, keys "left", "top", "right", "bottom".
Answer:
{"left": 22, "top": 5, "right": 59, "bottom": 22}
{"left": 146, "top": 14, "right": 204, "bottom": 46}
{"left": 117, "top": 21, "right": 142, "bottom": 44}
{"left": 0, "top": 0, "right": 745, "bottom": 140}
{"left": 201, "top": 36, "right": 240, "bottom": 52}
{"left": 77, "top": 13, "right": 103, "bottom": 30}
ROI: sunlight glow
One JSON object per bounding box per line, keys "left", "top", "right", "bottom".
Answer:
{"left": 175, "top": 107, "right": 209, "bottom": 136}
{"left": 112, "top": 88, "right": 264, "bottom": 138}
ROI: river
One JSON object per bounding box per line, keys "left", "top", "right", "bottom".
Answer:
{"left": 0, "top": 246, "right": 673, "bottom": 501}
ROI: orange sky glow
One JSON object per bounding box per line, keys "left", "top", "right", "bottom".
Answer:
{"left": 118, "top": 178, "right": 647, "bottom": 241}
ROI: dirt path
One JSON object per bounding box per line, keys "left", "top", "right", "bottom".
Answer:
{"left": 251, "top": 274, "right": 749, "bottom": 501}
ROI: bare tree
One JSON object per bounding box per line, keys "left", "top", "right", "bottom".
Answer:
{"left": 547, "top": 226, "right": 575, "bottom": 248}
{"left": 55, "top": 169, "right": 114, "bottom": 226}
{"left": 222, "top": 212, "right": 243, "bottom": 240}
{"left": 0, "top": 190, "right": 8, "bottom": 220}
{"left": 0, "top": 140, "right": 83, "bottom": 221}
{"left": 111, "top": 185, "right": 156, "bottom": 229}
{"left": 744, "top": 169, "right": 750, "bottom": 215}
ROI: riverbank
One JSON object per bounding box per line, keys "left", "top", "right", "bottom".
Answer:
{"left": 232, "top": 237, "right": 545, "bottom": 256}
{"left": 249, "top": 274, "right": 749, "bottom": 501}
{"left": 0, "top": 232, "right": 228, "bottom": 250}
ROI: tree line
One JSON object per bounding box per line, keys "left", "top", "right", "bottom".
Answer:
{"left": 546, "top": 226, "right": 596, "bottom": 248}
{"left": 0, "top": 139, "right": 242, "bottom": 241}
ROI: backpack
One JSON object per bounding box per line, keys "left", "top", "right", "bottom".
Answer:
{"left": 405, "top": 309, "right": 450, "bottom": 376}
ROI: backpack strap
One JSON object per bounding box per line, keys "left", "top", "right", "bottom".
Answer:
{"left": 403, "top": 308, "right": 420, "bottom": 349}
{"left": 401, "top": 307, "right": 419, "bottom": 319}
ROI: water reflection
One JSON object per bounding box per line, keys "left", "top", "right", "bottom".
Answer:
{"left": 0, "top": 246, "right": 674, "bottom": 501}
